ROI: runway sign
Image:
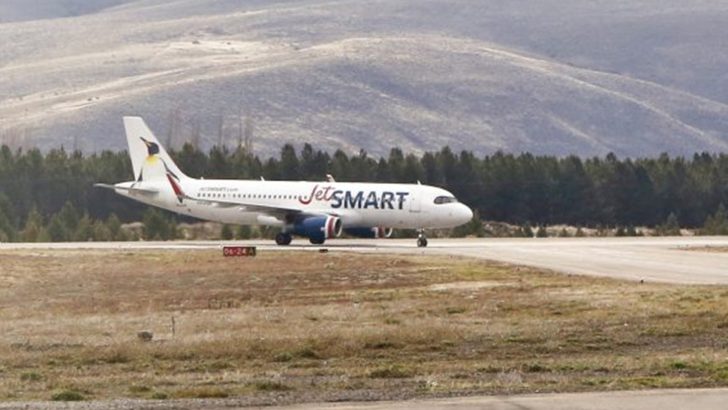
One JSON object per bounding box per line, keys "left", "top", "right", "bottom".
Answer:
{"left": 223, "top": 246, "right": 257, "bottom": 257}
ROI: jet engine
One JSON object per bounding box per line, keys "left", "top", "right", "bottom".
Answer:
{"left": 344, "top": 226, "right": 394, "bottom": 239}
{"left": 292, "top": 215, "right": 343, "bottom": 244}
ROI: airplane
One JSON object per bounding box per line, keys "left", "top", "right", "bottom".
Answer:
{"left": 96, "top": 117, "right": 473, "bottom": 247}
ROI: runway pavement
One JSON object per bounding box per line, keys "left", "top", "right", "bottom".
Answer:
{"left": 2, "top": 388, "right": 727, "bottom": 410}
{"left": 426, "top": 236, "right": 728, "bottom": 285}
{"left": 260, "top": 388, "right": 728, "bottom": 410}
{"left": 3, "top": 236, "right": 728, "bottom": 285}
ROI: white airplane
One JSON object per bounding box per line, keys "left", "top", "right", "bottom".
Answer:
{"left": 96, "top": 117, "right": 473, "bottom": 247}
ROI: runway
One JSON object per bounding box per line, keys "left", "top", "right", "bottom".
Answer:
{"left": 4, "top": 236, "right": 728, "bottom": 285}
{"left": 262, "top": 388, "right": 728, "bottom": 410}
{"left": 1, "top": 388, "right": 727, "bottom": 409}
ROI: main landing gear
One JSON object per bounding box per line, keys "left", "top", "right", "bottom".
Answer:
{"left": 275, "top": 232, "right": 292, "bottom": 246}
{"left": 417, "top": 230, "right": 428, "bottom": 248}
{"left": 275, "top": 232, "right": 327, "bottom": 246}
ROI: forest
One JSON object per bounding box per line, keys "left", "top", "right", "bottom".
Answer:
{"left": 1, "top": 143, "right": 728, "bottom": 242}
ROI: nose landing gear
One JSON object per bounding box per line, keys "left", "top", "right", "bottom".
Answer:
{"left": 416, "top": 230, "right": 428, "bottom": 248}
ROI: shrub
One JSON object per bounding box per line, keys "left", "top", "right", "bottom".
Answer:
{"left": 51, "top": 390, "right": 85, "bottom": 401}
{"left": 368, "top": 365, "right": 415, "bottom": 379}
{"left": 151, "top": 392, "right": 168, "bottom": 400}
{"left": 20, "top": 372, "right": 42, "bottom": 382}
{"left": 252, "top": 380, "right": 291, "bottom": 391}
{"left": 175, "top": 387, "right": 229, "bottom": 399}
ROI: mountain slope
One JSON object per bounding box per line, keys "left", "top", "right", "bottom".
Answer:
{"left": 0, "top": 0, "right": 136, "bottom": 22}
{"left": 1, "top": 0, "right": 727, "bottom": 157}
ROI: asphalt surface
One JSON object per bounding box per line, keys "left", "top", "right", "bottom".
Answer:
{"left": 2, "top": 389, "right": 728, "bottom": 410}
{"left": 4, "top": 236, "right": 728, "bottom": 284}
{"left": 261, "top": 389, "right": 728, "bottom": 410}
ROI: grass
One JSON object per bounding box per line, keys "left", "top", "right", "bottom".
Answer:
{"left": 0, "top": 249, "right": 727, "bottom": 404}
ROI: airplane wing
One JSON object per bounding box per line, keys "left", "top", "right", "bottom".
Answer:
{"left": 191, "top": 195, "right": 303, "bottom": 215}
{"left": 94, "top": 183, "right": 159, "bottom": 195}
{"left": 191, "top": 195, "right": 326, "bottom": 223}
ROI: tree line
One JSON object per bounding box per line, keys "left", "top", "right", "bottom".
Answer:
{"left": 1, "top": 143, "right": 728, "bottom": 242}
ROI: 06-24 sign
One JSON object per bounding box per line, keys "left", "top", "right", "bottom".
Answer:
{"left": 223, "top": 246, "right": 257, "bottom": 257}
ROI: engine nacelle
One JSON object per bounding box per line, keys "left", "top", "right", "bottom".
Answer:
{"left": 292, "top": 215, "right": 343, "bottom": 243}
{"left": 344, "top": 227, "right": 394, "bottom": 239}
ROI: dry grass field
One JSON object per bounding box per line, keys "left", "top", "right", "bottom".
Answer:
{"left": 0, "top": 249, "right": 727, "bottom": 405}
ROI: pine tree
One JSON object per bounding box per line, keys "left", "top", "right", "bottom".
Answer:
{"left": 469, "top": 211, "right": 486, "bottom": 237}
{"left": 536, "top": 226, "right": 548, "bottom": 238}
{"left": 142, "top": 208, "right": 177, "bottom": 240}
{"left": 106, "top": 213, "right": 127, "bottom": 241}
{"left": 702, "top": 204, "right": 728, "bottom": 235}
{"left": 279, "top": 144, "right": 300, "bottom": 180}
{"left": 0, "top": 194, "right": 16, "bottom": 242}
{"left": 92, "top": 219, "right": 112, "bottom": 241}
{"left": 58, "top": 201, "right": 80, "bottom": 232}
{"left": 521, "top": 224, "right": 534, "bottom": 238}
{"left": 236, "top": 225, "right": 252, "bottom": 240}
{"left": 657, "top": 212, "right": 681, "bottom": 236}
{"left": 36, "top": 227, "right": 51, "bottom": 243}
{"left": 221, "top": 224, "right": 234, "bottom": 240}
{"left": 21, "top": 207, "right": 44, "bottom": 242}
{"left": 47, "top": 214, "right": 69, "bottom": 242}
{"left": 73, "top": 213, "right": 94, "bottom": 241}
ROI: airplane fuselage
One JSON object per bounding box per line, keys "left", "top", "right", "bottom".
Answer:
{"left": 115, "top": 179, "right": 472, "bottom": 230}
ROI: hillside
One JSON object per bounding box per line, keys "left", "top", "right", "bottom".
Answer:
{"left": 0, "top": 0, "right": 135, "bottom": 22}
{"left": 1, "top": 0, "right": 728, "bottom": 157}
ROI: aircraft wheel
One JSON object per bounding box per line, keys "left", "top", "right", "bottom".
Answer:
{"left": 275, "top": 233, "right": 292, "bottom": 246}
{"left": 309, "top": 238, "right": 325, "bottom": 245}
{"left": 417, "top": 237, "right": 428, "bottom": 248}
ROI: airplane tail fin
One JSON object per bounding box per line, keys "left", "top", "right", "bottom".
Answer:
{"left": 123, "top": 116, "right": 189, "bottom": 183}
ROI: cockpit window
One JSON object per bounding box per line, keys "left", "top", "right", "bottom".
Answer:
{"left": 434, "top": 196, "right": 458, "bottom": 205}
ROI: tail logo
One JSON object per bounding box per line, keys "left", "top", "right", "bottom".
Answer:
{"left": 137, "top": 136, "right": 185, "bottom": 203}
{"left": 137, "top": 137, "right": 161, "bottom": 182}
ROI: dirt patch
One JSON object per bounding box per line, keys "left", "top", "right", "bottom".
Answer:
{"left": 428, "top": 280, "right": 512, "bottom": 291}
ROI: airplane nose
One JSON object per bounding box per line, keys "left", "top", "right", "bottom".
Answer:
{"left": 457, "top": 204, "right": 474, "bottom": 225}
